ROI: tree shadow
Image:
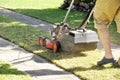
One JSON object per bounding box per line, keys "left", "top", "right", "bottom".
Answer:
{"left": 9, "top": 54, "right": 49, "bottom": 65}
{"left": 13, "top": 8, "right": 87, "bottom": 28}
{"left": 0, "top": 37, "right": 16, "bottom": 48}
{"left": 25, "top": 69, "right": 70, "bottom": 76}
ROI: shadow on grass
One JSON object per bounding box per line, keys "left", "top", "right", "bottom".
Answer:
{"left": 34, "top": 47, "right": 90, "bottom": 61}
{"left": 13, "top": 8, "right": 87, "bottom": 28}
{"left": 0, "top": 63, "right": 25, "bottom": 75}
{"left": 67, "top": 65, "right": 114, "bottom": 72}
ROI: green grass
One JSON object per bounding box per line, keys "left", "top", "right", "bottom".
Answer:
{"left": 0, "top": 60, "right": 32, "bottom": 80}
{"left": 0, "top": 15, "right": 120, "bottom": 80}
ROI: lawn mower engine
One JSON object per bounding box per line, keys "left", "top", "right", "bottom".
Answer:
{"left": 60, "top": 29, "right": 99, "bottom": 53}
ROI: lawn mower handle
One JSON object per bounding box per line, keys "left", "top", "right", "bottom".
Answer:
{"left": 77, "top": 1, "right": 96, "bottom": 30}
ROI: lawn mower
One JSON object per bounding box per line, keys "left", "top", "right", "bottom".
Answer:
{"left": 39, "top": 0, "right": 99, "bottom": 53}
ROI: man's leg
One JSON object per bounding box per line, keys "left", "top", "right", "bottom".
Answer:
{"left": 97, "top": 27, "right": 113, "bottom": 59}
{"left": 96, "top": 26, "right": 116, "bottom": 66}
{"left": 118, "top": 58, "right": 120, "bottom": 65}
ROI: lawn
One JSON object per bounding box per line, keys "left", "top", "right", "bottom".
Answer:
{"left": 0, "top": 15, "right": 120, "bottom": 80}
{"left": 0, "top": 0, "right": 120, "bottom": 80}
{"left": 0, "top": 60, "right": 32, "bottom": 80}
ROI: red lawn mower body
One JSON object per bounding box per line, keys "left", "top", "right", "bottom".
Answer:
{"left": 39, "top": 37, "right": 61, "bottom": 53}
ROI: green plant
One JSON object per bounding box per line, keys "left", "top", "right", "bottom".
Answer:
{"left": 0, "top": 61, "right": 32, "bottom": 80}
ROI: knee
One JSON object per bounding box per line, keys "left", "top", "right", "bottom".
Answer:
{"left": 94, "top": 18, "right": 111, "bottom": 30}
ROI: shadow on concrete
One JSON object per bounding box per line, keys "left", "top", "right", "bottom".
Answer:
{"left": 9, "top": 55, "right": 48, "bottom": 65}
{"left": 25, "top": 69, "right": 70, "bottom": 76}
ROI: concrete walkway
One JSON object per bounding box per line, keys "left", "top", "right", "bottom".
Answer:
{"left": 0, "top": 38, "right": 80, "bottom": 80}
{"left": 0, "top": 7, "right": 120, "bottom": 80}
{"left": 0, "top": 8, "right": 80, "bottom": 80}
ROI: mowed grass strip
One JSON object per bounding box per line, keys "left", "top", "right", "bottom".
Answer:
{"left": 0, "top": 15, "right": 120, "bottom": 80}
{"left": 0, "top": 60, "right": 32, "bottom": 80}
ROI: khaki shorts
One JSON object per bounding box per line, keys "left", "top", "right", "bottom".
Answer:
{"left": 93, "top": 0, "right": 120, "bottom": 33}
